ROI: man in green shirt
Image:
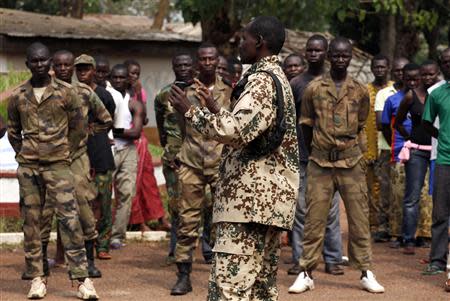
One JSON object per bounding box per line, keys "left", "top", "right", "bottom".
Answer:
{"left": 422, "top": 47, "right": 450, "bottom": 291}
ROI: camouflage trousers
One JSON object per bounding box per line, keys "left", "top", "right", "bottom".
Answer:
{"left": 92, "top": 170, "right": 113, "bottom": 253}
{"left": 111, "top": 144, "right": 137, "bottom": 244}
{"left": 162, "top": 161, "right": 181, "bottom": 217}
{"left": 41, "top": 153, "right": 97, "bottom": 244}
{"left": 175, "top": 164, "right": 216, "bottom": 262}
{"left": 208, "top": 222, "right": 281, "bottom": 301}
{"left": 300, "top": 160, "right": 372, "bottom": 271}
{"left": 389, "top": 162, "right": 432, "bottom": 238}
{"left": 370, "top": 150, "right": 391, "bottom": 233}
{"left": 18, "top": 163, "right": 88, "bottom": 280}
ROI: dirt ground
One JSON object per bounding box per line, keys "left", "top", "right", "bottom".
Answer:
{"left": 1, "top": 205, "right": 449, "bottom": 301}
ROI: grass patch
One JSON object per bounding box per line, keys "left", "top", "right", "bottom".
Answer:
{"left": 148, "top": 143, "right": 163, "bottom": 159}
{"left": 0, "top": 71, "right": 30, "bottom": 94}
{"left": 0, "top": 216, "right": 23, "bottom": 233}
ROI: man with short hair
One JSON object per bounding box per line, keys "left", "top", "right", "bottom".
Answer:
{"left": 41, "top": 50, "right": 112, "bottom": 279}
{"left": 110, "top": 64, "right": 146, "bottom": 249}
{"left": 169, "top": 43, "right": 232, "bottom": 296}
{"left": 289, "top": 37, "right": 384, "bottom": 294}
{"left": 374, "top": 57, "right": 409, "bottom": 243}
{"left": 169, "top": 15, "right": 299, "bottom": 300}
{"left": 7, "top": 42, "right": 99, "bottom": 300}
{"left": 365, "top": 54, "right": 393, "bottom": 240}
{"left": 216, "top": 55, "right": 228, "bottom": 78}
{"left": 422, "top": 48, "right": 450, "bottom": 287}
{"left": 229, "top": 56, "right": 243, "bottom": 83}
{"left": 95, "top": 55, "right": 123, "bottom": 110}
{"left": 288, "top": 34, "right": 344, "bottom": 276}
{"left": 154, "top": 53, "right": 195, "bottom": 264}
{"left": 75, "top": 54, "right": 117, "bottom": 260}
{"left": 283, "top": 53, "right": 305, "bottom": 81}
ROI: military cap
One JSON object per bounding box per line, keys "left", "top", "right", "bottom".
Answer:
{"left": 74, "top": 54, "right": 95, "bottom": 66}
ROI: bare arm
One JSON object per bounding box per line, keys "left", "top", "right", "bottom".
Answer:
{"left": 376, "top": 112, "right": 383, "bottom": 131}
{"left": 394, "top": 91, "right": 413, "bottom": 140}
{"left": 382, "top": 124, "right": 392, "bottom": 146}
{"left": 113, "top": 99, "right": 145, "bottom": 140}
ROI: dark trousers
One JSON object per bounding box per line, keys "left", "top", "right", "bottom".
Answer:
{"left": 429, "top": 164, "right": 450, "bottom": 270}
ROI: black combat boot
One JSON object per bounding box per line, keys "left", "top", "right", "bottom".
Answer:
{"left": 42, "top": 242, "right": 50, "bottom": 277}
{"left": 85, "top": 240, "right": 102, "bottom": 278}
{"left": 170, "top": 262, "right": 192, "bottom": 295}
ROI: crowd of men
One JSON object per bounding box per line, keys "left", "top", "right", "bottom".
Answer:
{"left": 1, "top": 14, "right": 450, "bottom": 300}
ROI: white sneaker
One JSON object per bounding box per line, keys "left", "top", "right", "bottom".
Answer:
{"left": 360, "top": 270, "right": 385, "bottom": 293}
{"left": 77, "top": 278, "right": 99, "bottom": 300}
{"left": 288, "top": 271, "right": 314, "bottom": 293}
{"left": 27, "top": 277, "right": 47, "bottom": 299}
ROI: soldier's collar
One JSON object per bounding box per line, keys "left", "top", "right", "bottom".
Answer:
{"left": 244, "top": 55, "right": 280, "bottom": 77}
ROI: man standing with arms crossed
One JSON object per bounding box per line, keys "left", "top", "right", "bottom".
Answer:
{"left": 7, "top": 42, "right": 99, "bottom": 300}
{"left": 288, "top": 34, "right": 344, "bottom": 276}
{"left": 170, "top": 16, "right": 299, "bottom": 300}
{"left": 289, "top": 37, "right": 384, "bottom": 294}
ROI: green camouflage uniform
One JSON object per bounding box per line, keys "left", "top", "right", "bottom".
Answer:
{"left": 299, "top": 73, "right": 373, "bottom": 271}
{"left": 175, "top": 77, "right": 232, "bottom": 263}
{"left": 185, "top": 55, "right": 299, "bottom": 300}
{"left": 154, "top": 84, "right": 183, "bottom": 213}
{"left": 40, "top": 81, "right": 112, "bottom": 244}
{"left": 7, "top": 78, "right": 89, "bottom": 280}
{"left": 92, "top": 170, "right": 114, "bottom": 252}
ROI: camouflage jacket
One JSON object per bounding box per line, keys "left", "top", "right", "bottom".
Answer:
{"left": 177, "top": 77, "right": 232, "bottom": 175}
{"left": 7, "top": 78, "right": 84, "bottom": 165}
{"left": 154, "top": 83, "right": 183, "bottom": 163}
{"left": 300, "top": 73, "right": 370, "bottom": 168}
{"left": 186, "top": 55, "right": 300, "bottom": 229}
{"left": 69, "top": 81, "right": 113, "bottom": 159}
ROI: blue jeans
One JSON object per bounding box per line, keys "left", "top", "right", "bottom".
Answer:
{"left": 402, "top": 149, "right": 430, "bottom": 244}
{"left": 291, "top": 163, "right": 342, "bottom": 264}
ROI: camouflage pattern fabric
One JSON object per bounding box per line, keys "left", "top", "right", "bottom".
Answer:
{"left": 7, "top": 78, "right": 84, "bottom": 165}
{"left": 177, "top": 77, "right": 232, "bottom": 175}
{"left": 41, "top": 152, "right": 97, "bottom": 243}
{"left": 300, "top": 160, "right": 372, "bottom": 271}
{"left": 374, "top": 150, "right": 391, "bottom": 233}
{"left": 300, "top": 73, "right": 370, "bottom": 168}
{"left": 207, "top": 222, "right": 281, "bottom": 301}
{"left": 92, "top": 170, "right": 113, "bottom": 253}
{"left": 18, "top": 164, "right": 88, "bottom": 280}
{"left": 389, "top": 162, "right": 405, "bottom": 237}
{"left": 188, "top": 55, "right": 300, "bottom": 229}
{"left": 162, "top": 162, "right": 181, "bottom": 217}
{"left": 175, "top": 163, "right": 217, "bottom": 262}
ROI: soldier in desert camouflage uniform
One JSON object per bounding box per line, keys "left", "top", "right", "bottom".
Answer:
{"left": 7, "top": 42, "right": 99, "bottom": 300}
{"left": 40, "top": 50, "right": 112, "bottom": 279}
{"left": 289, "top": 37, "right": 385, "bottom": 295}
{"left": 170, "top": 16, "right": 299, "bottom": 300}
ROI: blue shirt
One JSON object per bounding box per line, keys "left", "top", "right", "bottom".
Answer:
{"left": 381, "top": 91, "right": 412, "bottom": 162}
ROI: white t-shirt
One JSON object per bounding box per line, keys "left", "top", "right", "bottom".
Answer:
{"left": 374, "top": 85, "right": 397, "bottom": 150}
{"left": 427, "top": 80, "right": 446, "bottom": 161}
{"left": 33, "top": 87, "right": 47, "bottom": 103}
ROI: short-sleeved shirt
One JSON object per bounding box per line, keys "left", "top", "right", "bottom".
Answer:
{"left": 375, "top": 85, "right": 397, "bottom": 150}
{"left": 427, "top": 80, "right": 446, "bottom": 160}
{"left": 300, "top": 73, "right": 369, "bottom": 168}
{"left": 381, "top": 90, "right": 412, "bottom": 162}
{"left": 423, "top": 81, "right": 450, "bottom": 165}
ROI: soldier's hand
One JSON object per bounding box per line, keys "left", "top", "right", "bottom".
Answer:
{"left": 194, "top": 79, "right": 220, "bottom": 114}
{"left": 169, "top": 85, "right": 191, "bottom": 115}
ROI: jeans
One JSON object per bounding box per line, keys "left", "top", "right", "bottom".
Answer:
{"left": 402, "top": 149, "right": 430, "bottom": 244}
{"left": 291, "top": 162, "right": 342, "bottom": 264}
{"left": 430, "top": 164, "right": 450, "bottom": 270}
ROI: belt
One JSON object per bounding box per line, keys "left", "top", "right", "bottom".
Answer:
{"left": 312, "top": 146, "right": 362, "bottom": 162}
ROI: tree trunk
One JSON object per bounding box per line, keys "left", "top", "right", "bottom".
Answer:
{"left": 378, "top": 13, "right": 396, "bottom": 64}
{"left": 423, "top": 26, "right": 440, "bottom": 60}
{"left": 59, "top": 0, "right": 70, "bottom": 16}
{"left": 394, "top": 0, "right": 420, "bottom": 60}
{"left": 70, "top": 0, "right": 84, "bottom": 19}
{"left": 151, "top": 0, "right": 170, "bottom": 30}
{"left": 200, "top": 0, "right": 241, "bottom": 56}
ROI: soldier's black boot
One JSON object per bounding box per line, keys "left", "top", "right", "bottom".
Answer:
{"left": 42, "top": 242, "right": 50, "bottom": 277}
{"left": 85, "top": 240, "right": 102, "bottom": 278}
{"left": 170, "top": 262, "right": 192, "bottom": 295}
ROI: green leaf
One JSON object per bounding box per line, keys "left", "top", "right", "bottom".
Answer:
{"left": 358, "top": 9, "right": 366, "bottom": 22}
{"left": 337, "top": 9, "right": 347, "bottom": 22}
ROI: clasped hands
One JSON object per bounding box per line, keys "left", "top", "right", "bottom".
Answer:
{"left": 168, "top": 78, "right": 220, "bottom": 115}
